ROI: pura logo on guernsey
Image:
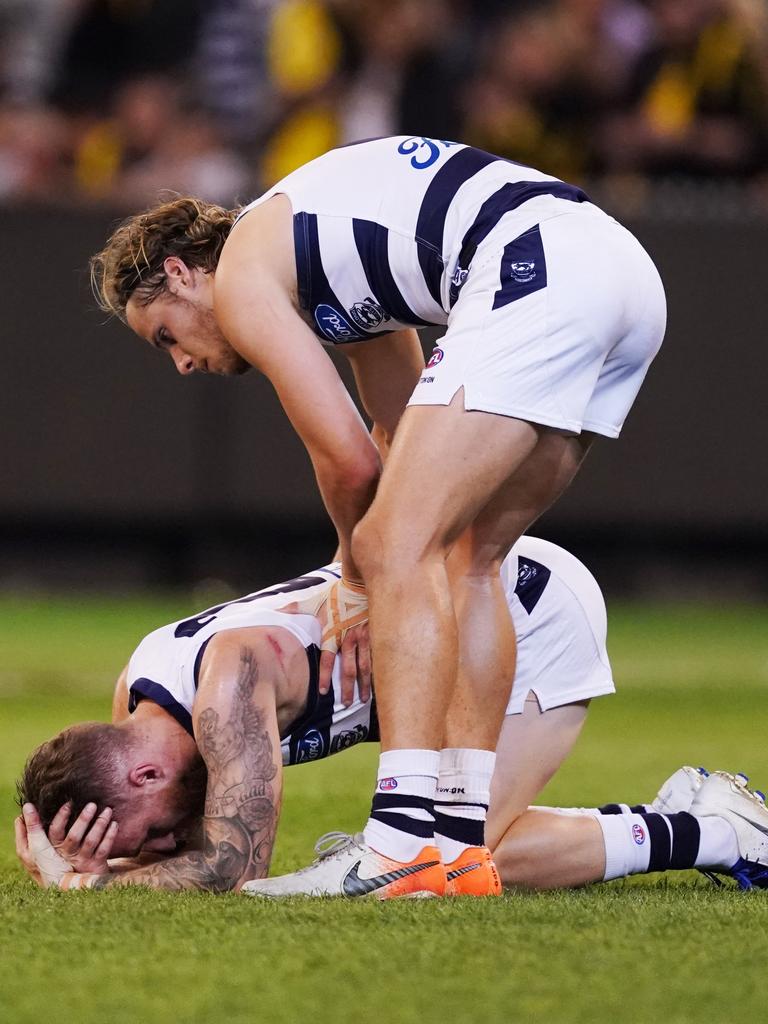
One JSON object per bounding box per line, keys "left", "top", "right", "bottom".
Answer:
{"left": 314, "top": 304, "right": 358, "bottom": 342}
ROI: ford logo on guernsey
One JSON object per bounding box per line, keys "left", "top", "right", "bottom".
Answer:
{"left": 296, "top": 728, "right": 325, "bottom": 763}
{"left": 314, "top": 304, "right": 358, "bottom": 342}
{"left": 426, "top": 347, "right": 444, "bottom": 368}
{"left": 378, "top": 777, "right": 398, "bottom": 791}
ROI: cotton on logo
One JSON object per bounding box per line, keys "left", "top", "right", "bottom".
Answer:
{"left": 426, "top": 347, "right": 444, "bottom": 368}
{"left": 378, "top": 777, "right": 398, "bottom": 791}
{"left": 632, "top": 823, "right": 646, "bottom": 845}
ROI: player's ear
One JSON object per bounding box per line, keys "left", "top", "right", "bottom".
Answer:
{"left": 128, "top": 763, "right": 161, "bottom": 788}
{"left": 163, "top": 256, "right": 192, "bottom": 291}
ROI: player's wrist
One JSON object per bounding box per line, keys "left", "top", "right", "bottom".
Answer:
{"left": 59, "top": 871, "right": 108, "bottom": 890}
{"left": 340, "top": 576, "right": 366, "bottom": 593}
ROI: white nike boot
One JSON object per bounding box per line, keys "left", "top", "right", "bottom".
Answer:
{"left": 651, "top": 766, "right": 709, "bottom": 814}
{"left": 690, "top": 771, "right": 768, "bottom": 889}
{"left": 241, "top": 831, "right": 446, "bottom": 899}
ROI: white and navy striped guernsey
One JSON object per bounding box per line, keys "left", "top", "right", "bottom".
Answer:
{"left": 235, "top": 135, "right": 589, "bottom": 344}
{"left": 122, "top": 540, "right": 580, "bottom": 768}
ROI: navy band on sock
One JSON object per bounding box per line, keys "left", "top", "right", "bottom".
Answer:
{"left": 370, "top": 812, "right": 435, "bottom": 838}
{"left": 642, "top": 813, "right": 672, "bottom": 872}
{"left": 433, "top": 811, "right": 485, "bottom": 847}
{"left": 669, "top": 812, "right": 701, "bottom": 869}
{"left": 598, "top": 804, "right": 624, "bottom": 815}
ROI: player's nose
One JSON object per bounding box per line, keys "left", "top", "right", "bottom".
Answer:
{"left": 170, "top": 346, "right": 195, "bottom": 376}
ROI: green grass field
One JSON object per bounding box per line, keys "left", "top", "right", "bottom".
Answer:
{"left": 1, "top": 595, "right": 767, "bottom": 1024}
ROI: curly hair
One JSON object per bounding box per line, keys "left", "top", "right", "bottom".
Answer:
{"left": 17, "top": 722, "right": 133, "bottom": 832}
{"left": 90, "top": 196, "right": 238, "bottom": 320}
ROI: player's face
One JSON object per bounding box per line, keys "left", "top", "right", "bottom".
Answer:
{"left": 126, "top": 270, "right": 251, "bottom": 377}
{"left": 111, "top": 794, "right": 200, "bottom": 859}
{"left": 110, "top": 762, "right": 206, "bottom": 858}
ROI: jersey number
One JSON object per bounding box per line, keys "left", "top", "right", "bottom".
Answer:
{"left": 397, "top": 136, "right": 457, "bottom": 169}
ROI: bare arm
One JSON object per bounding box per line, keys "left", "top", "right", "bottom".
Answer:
{"left": 215, "top": 202, "right": 381, "bottom": 580}
{"left": 89, "top": 636, "right": 283, "bottom": 892}
{"left": 343, "top": 329, "right": 425, "bottom": 461}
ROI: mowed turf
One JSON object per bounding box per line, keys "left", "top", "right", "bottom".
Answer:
{"left": 1, "top": 594, "right": 767, "bottom": 1024}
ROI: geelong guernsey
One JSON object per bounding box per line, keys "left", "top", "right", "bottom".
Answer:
{"left": 235, "top": 136, "right": 588, "bottom": 343}
{"left": 124, "top": 538, "right": 594, "bottom": 768}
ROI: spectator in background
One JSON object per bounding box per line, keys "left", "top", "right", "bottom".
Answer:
{"left": 599, "top": 0, "right": 768, "bottom": 178}
{"left": 0, "top": 102, "right": 69, "bottom": 201}
{"left": 49, "top": 0, "right": 203, "bottom": 115}
{"left": 70, "top": 75, "right": 250, "bottom": 207}
{"left": 460, "top": 6, "right": 588, "bottom": 181}
{"left": 194, "top": 0, "right": 278, "bottom": 148}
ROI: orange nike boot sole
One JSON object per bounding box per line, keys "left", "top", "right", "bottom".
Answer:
{"left": 445, "top": 846, "right": 502, "bottom": 896}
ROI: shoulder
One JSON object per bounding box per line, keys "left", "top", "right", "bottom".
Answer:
{"left": 218, "top": 194, "right": 296, "bottom": 291}
{"left": 197, "top": 624, "right": 306, "bottom": 692}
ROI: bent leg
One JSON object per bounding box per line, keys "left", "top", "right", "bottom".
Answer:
{"left": 353, "top": 392, "right": 542, "bottom": 750}
{"left": 485, "top": 696, "right": 590, "bottom": 848}
{"left": 444, "top": 431, "right": 594, "bottom": 754}
{"left": 493, "top": 810, "right": 606, "bottom": 889}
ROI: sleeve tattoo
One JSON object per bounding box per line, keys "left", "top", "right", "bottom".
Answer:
{"left": 94, "top": 648, "right": 279, "bottom": 892}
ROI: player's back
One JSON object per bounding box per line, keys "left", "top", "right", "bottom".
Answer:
{"left": 235, "top": 136, "right": 590, "bottom": 342}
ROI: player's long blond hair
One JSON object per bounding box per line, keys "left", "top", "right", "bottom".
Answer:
{"left": 90, "top": 196, "right": 238, "bottom": 320}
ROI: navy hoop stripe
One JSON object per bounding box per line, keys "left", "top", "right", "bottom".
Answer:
{"left": 352, "top": 219, "right": 434, "bottom": 327}
{"left": 415, "top": 146, "right": 499, "bottom": 305}
{"left": 368, "top": 812, "right": 435, "bottom": 838}
{"left": 644, "top": 813, "right": 672, "bottom": 873}
{"left": 433, "top": 811, "right": 485, "bottom": 846}
{"left": 294, "top": 212, "right": 367, "bottom": 343}
{"left": 373, "top": 793, "right": 436, "bottom": 814}
{"left": 449, "top": 180, "right": 588, "bottom": 306}
{"left": 128, "top": 678, "right": 193, "bottom": 736}
{"left": 669, "top": 812, "right": 702, "bottom": 870}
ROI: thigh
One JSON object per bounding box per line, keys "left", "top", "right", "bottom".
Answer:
{"left": 486, "top": 696, "right": 589, "bottom": 849}
{"left": 364, "top": 390, "right": 541, "bottom": 556}
{"left": 462, "top": 429, "right": 593, "bottom": 569}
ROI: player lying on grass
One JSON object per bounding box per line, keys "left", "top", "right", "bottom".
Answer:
{"left": 16, "top": 537, "right": 768, "bottom": 895}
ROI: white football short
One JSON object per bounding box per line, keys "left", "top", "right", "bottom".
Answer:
{"left": 504, "top": 536, "right": 615, "bottom": 714}
{"left": 408, "top": 203, "right": 666, "bottom": 438}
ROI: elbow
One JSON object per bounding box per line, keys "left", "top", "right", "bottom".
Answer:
{"left": 316, "top": 447, "right": 381, "bottom": 499}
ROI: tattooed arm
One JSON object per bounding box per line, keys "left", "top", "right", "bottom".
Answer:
{"left": 90, "top": 632, "right": 283, "bottom": 892}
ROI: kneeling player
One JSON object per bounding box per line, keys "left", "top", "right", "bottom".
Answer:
{"left": 16, "top": 538, "right": 768, "bottom": 895}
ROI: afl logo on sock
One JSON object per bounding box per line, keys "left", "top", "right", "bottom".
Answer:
{"left": 426, "top": 347, "right": 444, "bottom": 368}
{"left": 378, "top": 777, "right": 398, "bottom": 791}
{"left": 632, "top": 823, "right": 646, "bottom": 845}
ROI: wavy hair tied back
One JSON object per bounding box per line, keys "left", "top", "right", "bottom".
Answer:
{"left": 90, "top": 196, "right": 238, "bottom": 320}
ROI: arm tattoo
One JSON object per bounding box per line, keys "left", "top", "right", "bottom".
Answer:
{"left": 98, "top": 648, "right": 279, "bottom": 893}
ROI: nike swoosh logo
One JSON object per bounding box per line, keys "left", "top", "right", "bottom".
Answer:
{"left": 446, "top": 861, "right": 482, "bottom": 882}
{"left": 342, "top": 859, "right": 440, "bottom": 897}
{"left": 729, "top": 810, "right": 768, "bottom": 838}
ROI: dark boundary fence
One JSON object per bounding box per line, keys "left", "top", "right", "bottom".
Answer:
{"left": 1, "top": 204, "right": 767, "bottom": 594}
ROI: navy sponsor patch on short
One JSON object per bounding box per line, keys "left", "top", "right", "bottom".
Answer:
{"left": 492, "top": 224, "right": 547, "bottom": 309}
{"left": 314, "top": 304, "right": 360, "bottom": 342}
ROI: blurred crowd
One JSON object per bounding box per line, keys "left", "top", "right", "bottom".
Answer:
{"left": 1, "top": 0, "right": 768, "bottom": 210}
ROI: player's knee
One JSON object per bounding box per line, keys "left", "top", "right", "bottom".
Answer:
{"left": 351, "top": 515, "right": 387, "bottom": 580}
{"left": 352, "top": 513, "right": 437, "bottom": 581}
{"left": 491, "top": 829, "right": 540, "bottom": 889}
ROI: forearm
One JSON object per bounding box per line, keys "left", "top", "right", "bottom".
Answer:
{"left": 313, "top": 453, "right": 380, "bottom": 581}
{"left": 65, "top": 811, "right": 276, "bottom": 892}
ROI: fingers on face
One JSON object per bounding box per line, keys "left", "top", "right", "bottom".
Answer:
{"left": 77, "top": 807, "right": 114, "bottom": 857}
{"left": 14, "top": 815, "right": 30, "bottom": 859}
{"left": 48, "top": 801, "right": 73, "bottom": 844}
